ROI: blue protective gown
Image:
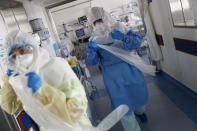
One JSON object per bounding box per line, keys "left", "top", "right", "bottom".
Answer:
{"left": 85, "top": 30, "right": 148, "bottom": 115}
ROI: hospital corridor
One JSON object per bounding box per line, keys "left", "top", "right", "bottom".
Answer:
{"left": 0, "top": 0, "right": 197, "bottom": 131}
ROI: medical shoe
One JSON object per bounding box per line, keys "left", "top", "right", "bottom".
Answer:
{"left": 135, "top": 113, "right": 148, "bottom": 123}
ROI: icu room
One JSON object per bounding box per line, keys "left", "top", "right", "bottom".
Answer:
{"left": 0, "top": 0, "right": 196, "bottom": 131}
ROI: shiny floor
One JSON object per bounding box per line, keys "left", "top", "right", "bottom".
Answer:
{"left": 87, "top": 65, "right": 197, "bottom": 131}
{"left": 0, "top": 65, "right": 197, "bottom": 131}
{"left": 0, "top": 109, "right": 11, "bottom": 130}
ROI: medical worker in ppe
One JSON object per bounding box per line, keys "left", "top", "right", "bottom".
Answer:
{"left": 0, "top": 30, "right": 91, "bottom": 128}
{"left": 85, "top": 7, "right": 148, "bottom": 131}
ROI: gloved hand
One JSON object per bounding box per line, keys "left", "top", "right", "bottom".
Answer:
{"left": 7, "top": 69, "right": 13, "bottom": 77}
{"left": 25, "top": 72, "right": 42, "bottom": 94}
{"left": 110, "top": 30, "right": 125, "bottom": 41}
{"left": 88, "top": 40, "right": 98, "bottom": 50}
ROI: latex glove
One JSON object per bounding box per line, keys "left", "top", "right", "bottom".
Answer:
{"left": 88, "top": 41, "right": 98, "bottom": 50}
{"left": 25, "top": 72, "right": 42, "bottom": 94}
{"left": 7, "top": 69, "right": 13, "bottom": 77}
{"left": 110, "top": 30, "right": 125, "bottom": 41}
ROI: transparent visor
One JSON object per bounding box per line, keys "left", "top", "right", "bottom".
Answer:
{"left": 9, "top": 46, "right": 33, "bottom": 63}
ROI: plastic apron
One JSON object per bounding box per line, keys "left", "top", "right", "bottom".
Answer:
{"left": 8, "top": 50, "right": 129, "bottom": 131}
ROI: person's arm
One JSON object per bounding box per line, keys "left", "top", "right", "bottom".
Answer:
{"left": 33, "top": 60, "right": 90, "bottom": 125}
{"left": 85, "top": 41, "right": 100, "bottom": 65}
{"left": 111, "top": 29, "right": 142, "bottom": 51}
{"left": 122, "top": 30, "right": 143, "bottom": 50}
{"left": 33, "top": 82, "right": 77, "bottom": 125}
{"left": 0, "top": 75, "right": 22, "bottom": 114}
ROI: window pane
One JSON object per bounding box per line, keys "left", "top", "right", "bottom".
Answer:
{"left": 182, "top": 0, "right": 197, "bottom": 26}
{"left": 169, "top": 0, "right": 185, "bottom": 25}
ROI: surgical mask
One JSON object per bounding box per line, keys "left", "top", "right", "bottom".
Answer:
{"left": 94, "top": 23, "right": 111, "bottom": 36}
{"left": 93, "top": 35, "right": 114, "bottom": 45}
{"left": 16, "top": 54, "right": 34, "bottom": 69}
{"left": 93, "top": 23, "right": 114, "bottom": 44}
{"left": 94, "top": 23, "right": 106, "bottom": 34}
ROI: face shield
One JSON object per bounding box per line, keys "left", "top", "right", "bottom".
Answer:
{"left": 94, "top": 21, "right": 111, "bottom": 36}
{"left": 87, "top": 7, "right": 115, "bottom": 31}
{"left": 4, "top": 30, "right": 40, "bottom": 73}
{"left": 87, "top": 7, "right": 116, "bottom": 44}
{"left": 9, "top": 45, "right": 34, "bottom": 70}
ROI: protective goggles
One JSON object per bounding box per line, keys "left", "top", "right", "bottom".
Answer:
{"left": 93, "top": 19, "right": 103, "bottom": 26}
{"left": 9, "top": 46, "right": 33, "bottom": 61}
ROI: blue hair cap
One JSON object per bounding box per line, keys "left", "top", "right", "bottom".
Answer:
{"left": 7, "top": 43, "right": 30, "bottom": 56}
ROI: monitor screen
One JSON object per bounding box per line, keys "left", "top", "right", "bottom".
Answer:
{"left": 76, "top": 28, "right": 85, "bottom": 37}
{"left": 63, "top": 49, "right": 69, "bottom": 57}
{"left": 78, "top": 16, "right": 87, "bottom": 24}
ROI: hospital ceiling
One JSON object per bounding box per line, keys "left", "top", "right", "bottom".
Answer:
{"left": 0, "top": 0, "right": 88, "bottom": 10}
{"left": 0, "top": 0, "right": 22, "bottom": 9}
{"left": 43, "top": 0, "right": 77, "bottom": 9}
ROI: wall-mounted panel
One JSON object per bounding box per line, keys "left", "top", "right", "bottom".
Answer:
{"left": 155, "top": 34, "right": 164, "bottom": 46}
{"left": 174, "top": 37, "right": 197, "bottom": 56}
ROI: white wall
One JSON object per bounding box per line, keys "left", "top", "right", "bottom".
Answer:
{"left": 149, "top": 0, "right": 197, "bottom": 93}
{"left": 0, "top": 14, "right": 8, "bottom": 83}
{"left": 48, "top": 0, "right": 133, "bottom": 42}
{"left": 0, "top": 14, "right": 8, "bottom": 37}
{"left": 50, "top": 0, "right": 133, "bottom": 29}
{"left": 50, "top": 1, "right": 90, "bottom": 26}
{"left": 91, "top": 0, "right": 132, "bottom": 12}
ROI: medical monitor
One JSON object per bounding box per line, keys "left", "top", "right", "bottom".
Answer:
{"left": 78, "top": 16, "right": 87, "bottom": 24}
{"left": 75, "top": 28, "right": 85, "bottom": 38}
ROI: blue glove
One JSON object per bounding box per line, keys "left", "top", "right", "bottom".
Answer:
{"left": 110, "top": 30, "right": 125, "bottom": 40}
{"left": 25, "top": 72, "right": 42, "bottom": 94}
{"left": 7, "top": 69, "right": 13, "bottom": 77}
{"left": 88, "top": 41, "right": 98, "bottom": 50}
